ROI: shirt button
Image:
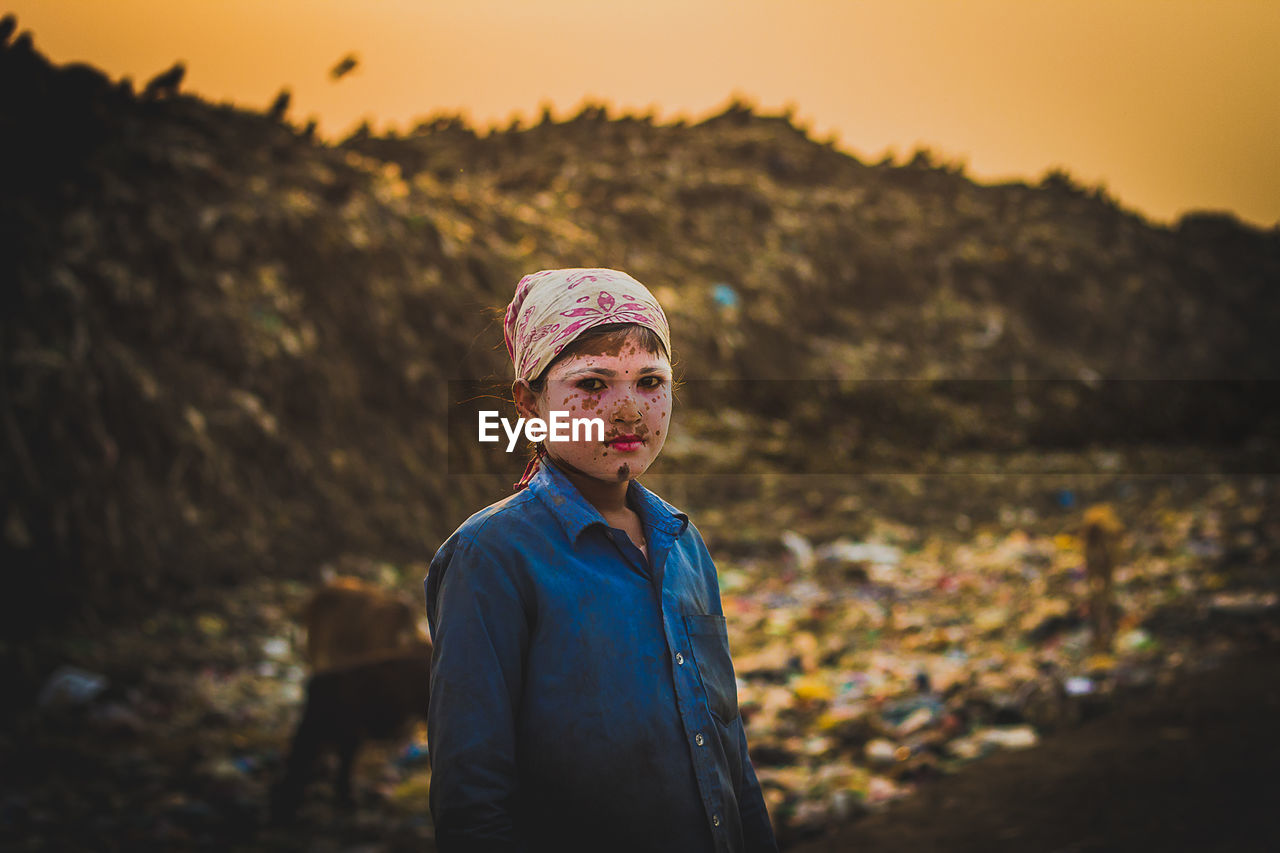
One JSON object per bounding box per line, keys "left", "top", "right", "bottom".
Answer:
{"left": 695, "top": 732, "right": 705, "bottom": 746}
{"left": 712, "top": 814, "right": 721, "bottom": 827}
{"left": 675, "top": 652, "right": 684, "bottom": 665}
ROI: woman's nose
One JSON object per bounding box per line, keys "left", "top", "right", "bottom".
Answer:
{"left": 612, "top": 393, "right": 641, "bottom": 423}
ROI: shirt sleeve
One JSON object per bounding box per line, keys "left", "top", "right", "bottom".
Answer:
{"left": 426, "top": 536, "right": 532, "bottom": 852}
{"left": 735, "top": 719, "right": 780, "bottom": 852}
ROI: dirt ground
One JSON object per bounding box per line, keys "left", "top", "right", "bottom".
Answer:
{"left": 791, "top": 639, "right": 1280, "bottom": 853}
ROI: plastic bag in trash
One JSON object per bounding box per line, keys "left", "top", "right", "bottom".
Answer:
{"left": 38, "top": 665, "right": 109, "bottom": 708}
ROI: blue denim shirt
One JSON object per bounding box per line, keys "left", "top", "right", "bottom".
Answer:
{"left": 425, "top": 460, "right": 778, "bottom": 853}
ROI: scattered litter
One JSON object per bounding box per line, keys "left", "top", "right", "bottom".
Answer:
{"left": 1064, "top": 677, "right": 1094, "bottom": 696}
{"left": 711, "top": 282, "right": 739, "bottom": 308}
{"left": 261, "top": 637, "right": 291, "bottom": 660}
{"left": 780, "top": 531, "right": 815, "bottom": 572}
{"left": 978, "top": 726, "right": 1039, "bottom": 750}
{"left": 38, "top": 666, "right": 108, "bottom": 708}
{"left": 817, "top": 540, "right": 902, "bottom": 567}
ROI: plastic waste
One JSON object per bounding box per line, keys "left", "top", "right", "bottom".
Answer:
{"left": 1064, "top": 676, "right": 1094, "bottom": 696}
{"left": 87, "top": 701, "right": 145, "bottom": 735}
{"left": 37, "top": 665, "right": 108, "bottom": 708}
{"left": 396, "top": 741, "right": 431, "bottom": 769}
{"left": 780, "top": 530, "right": 815, "bottom": 572}
{"left": 260, "top": 636, "right": 290, "bottom": 660}
{"left": 196, "top": 614, "right": 226, "bottom": 637}
{"left": 231, "top": 756, "right": 259, "bottom": 774}
{"left": 1116, "top": 628, "right": 1155, "bottom": 652}
{"left": 816, "top": 540, "right": 902, "bottom": 567}
{"left": 865, "top": 739, "right": 898, "bottom": 764}
{"left": 711, "top": 282, "right": 739, "bottom": 308}
{"left": 978, "top": 725, "right": 1039, "bottom": 750}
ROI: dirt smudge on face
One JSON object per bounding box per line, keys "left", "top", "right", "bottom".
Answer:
{"left": 616, "top": 463, "right": 630, "bottom": 481}
{"left": 561, "top": 334, "right": 659, "bottom": 361}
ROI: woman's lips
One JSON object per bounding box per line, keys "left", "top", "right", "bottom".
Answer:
{"left": 606, "top": 435, "right": 644, "bottom": 452}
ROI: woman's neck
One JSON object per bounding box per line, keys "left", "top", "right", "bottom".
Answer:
{"left": 547, "top": 456, "right": 632, "bottom": 516}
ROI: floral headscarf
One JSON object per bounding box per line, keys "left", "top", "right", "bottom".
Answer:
{"left": 503, "top": 268, "right": 671, "bottom": 489}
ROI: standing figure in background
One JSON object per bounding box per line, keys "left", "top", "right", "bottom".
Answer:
{"left": 1083, "top": 503, "right": 1123, "bottom": 652}
{"left": 270, "top": 576, "right": 431, "bottom": 819}
{"left": 303, "top": 575, "right": 420, "bottom": 672}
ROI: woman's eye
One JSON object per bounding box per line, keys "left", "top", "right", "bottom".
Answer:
{"left": 577, "top": 378, "right": 606, "bottom": 392}
{"left": 639, "top": 376, "right": 666, "bottom": 390}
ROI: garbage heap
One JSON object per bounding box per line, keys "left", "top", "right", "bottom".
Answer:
{"left": 4, "top": 29, "right": 1278, "bottom": 645}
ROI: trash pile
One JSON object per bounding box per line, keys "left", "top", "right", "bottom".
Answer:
{"left": 6, "top": 573, "right": 438, "bottom": 850}
{"left": 704, "top": 474, "right": 1280, "bottom": 842}
{"left": 730, "top": 531, "right": 1121, "bottom": 833}
{"left": 5, "top": 25, "right": 1279, "bottom": 644}
{"left": 5, "top": 471, "right": 1276, "bottom": 850}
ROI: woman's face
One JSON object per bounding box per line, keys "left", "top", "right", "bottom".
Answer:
{"left": 519, "top": 336, "right": 672, "bottom": 484}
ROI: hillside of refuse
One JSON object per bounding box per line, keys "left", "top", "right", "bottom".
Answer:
{"left": 3, "top": 29, "right": 1278, "bottom": 647}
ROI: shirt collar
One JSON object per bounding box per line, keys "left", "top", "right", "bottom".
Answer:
{"left": 529, "top": 458, "right": 689, "bottom": 544}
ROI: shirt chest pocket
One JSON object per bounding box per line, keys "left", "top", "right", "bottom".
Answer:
{"left": 684, "top": 614, "right": 739, "bottom": 724}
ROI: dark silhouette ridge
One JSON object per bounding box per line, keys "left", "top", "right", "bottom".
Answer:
{"left": 267, "top": 88, "right": 291, "bottom": 122}
{"left": 142, "top": 61, "right": 185, "bottom": 100}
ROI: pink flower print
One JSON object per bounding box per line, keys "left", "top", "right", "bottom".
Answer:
{"left": 561, "top": 291, "right": 620, "bottom": 317}
{"left": 565, "top": 271, "right": 603, "bottom": 290}
{"left": 516, "top": 322, "right": 558, "bottom": 374}
{"left": 524, "top": 322, "right": 557, "bottom": 349}
{"left": 549, "top": 290, "right": 658, "bottom": 346}
{"left": 506, "top": 303, "right": 537, "bottom": 359}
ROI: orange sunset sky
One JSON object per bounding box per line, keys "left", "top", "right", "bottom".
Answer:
{"left": 8, "top": 0, "right": 1279, "bottom": 227}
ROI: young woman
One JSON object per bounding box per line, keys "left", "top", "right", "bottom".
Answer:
{"left": 425, "top": 268, "right": 777, "bottom": 852}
